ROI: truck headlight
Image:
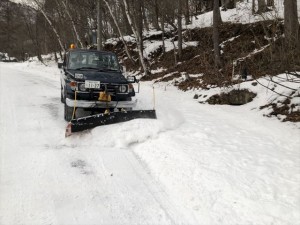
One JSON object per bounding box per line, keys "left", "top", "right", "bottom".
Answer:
{"left": 119, "top": 85, "right": 128, "bottom": 93}
{"left": 79, "top": 83, "right": 86, "bottom": 91}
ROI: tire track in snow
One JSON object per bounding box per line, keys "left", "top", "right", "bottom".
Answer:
{"left": 0, "top": 64, "right": 59, "bottom": 224}
{"left": 1, "top": 63, "right": 194, "bottom": 224}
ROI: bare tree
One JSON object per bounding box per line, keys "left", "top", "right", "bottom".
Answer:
{"left": 213, "top": 0, "right": 222, "bottom": 68}
{"left": 184, "top": 0, "right": 191, "bottom": 25}
{"left": 140, "top": 0, "right": 149, "bottom": 31}
{"left": 178, "top": 0, "right": 183, "bottom": 60}
{"left": 60, "top": 0, "right": 83, "bottom": 48}
{"left": 136, "top": 0, "right": 144, "bottom": 57}
{"left": 151, "top": 0, "right": 160, "bottom": 30}
{"left": 123, "top": 0, "right": 150, "bottom": 76}
{"left": 21, "top": 9, "right": 43, "bottom": 62}
{"left": 97, "top": 0, "right": 103, "bottom": 50}
{"left": 29, "top": 0, "right": 65, "bottom": 52}
{"left": 103, "top": 0, "right": 134, "bottom": 63}
{"left": 161, "top": 0, "right": 166, "bottom": 53}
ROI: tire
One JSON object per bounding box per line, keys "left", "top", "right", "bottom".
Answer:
{"left": 61, "top": 89, "right": 65, "bottom": 103}
{"left": 64, "top": 102, "right": 73, "bottom": 121}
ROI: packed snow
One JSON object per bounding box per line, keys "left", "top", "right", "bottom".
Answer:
{"left": 0, "top": 60, "right": 299, "bottom": 225}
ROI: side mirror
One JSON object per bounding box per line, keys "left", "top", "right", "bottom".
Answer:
{"left": 127, "top": 76, "right": 137, "bottom": 83}
{"left": 58, "top": 62, "right": 63, "bottom": 69}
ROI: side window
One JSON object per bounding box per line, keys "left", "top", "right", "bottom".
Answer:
{"left": 69, "top": 52, "right": 86, "bottom": 69}
{"left": 81, "top": 54, "right": 87, "bottom": 65}
{"left": 109, "top": 55, "right": 119, "bottom": 70}
{"left": 69, "top": 53, "right": 79, "bottom": 69}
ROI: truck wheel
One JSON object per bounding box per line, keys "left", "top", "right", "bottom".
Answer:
{"left": 64, "top": 103, "right": 73, "bottom": 121}
{"left": 61, "top": 87, "right": 65, "bottom": 103}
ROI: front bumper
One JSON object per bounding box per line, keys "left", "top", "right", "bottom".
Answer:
{"left": 66, "top": 98, "right": 137, "bottom": 109}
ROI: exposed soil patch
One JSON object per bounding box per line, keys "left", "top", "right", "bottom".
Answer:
{"left": 207, "top": 89, "right": 257, "bottom": 105}
{"left": 260, "top": 98, "right": 300, "bottom": 122}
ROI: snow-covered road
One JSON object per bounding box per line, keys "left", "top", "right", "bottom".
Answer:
{"left": 0, "top": 62, "right": 299, "bottom": 225}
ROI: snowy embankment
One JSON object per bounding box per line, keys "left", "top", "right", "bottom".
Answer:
{"left": 0, "top": 61, "right": 300, "bottom": 225}
{"left": 107, "top": 0, "right": 300, "bottom": 61}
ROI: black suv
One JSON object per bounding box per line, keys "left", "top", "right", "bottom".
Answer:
{"left": 59, "top": 49, "right": 137, "bottom": 121}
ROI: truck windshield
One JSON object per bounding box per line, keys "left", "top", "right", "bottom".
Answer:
{"left": 68, "top": 51, "right": 120, "bottom": 71}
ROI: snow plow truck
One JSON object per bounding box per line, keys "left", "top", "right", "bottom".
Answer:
{"left": 59, "top": 47, "right": 156, "bottom": 137}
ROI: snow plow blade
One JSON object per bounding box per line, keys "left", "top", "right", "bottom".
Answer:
{"left": 66, "top": 110, "right": 157, "bottom": 136}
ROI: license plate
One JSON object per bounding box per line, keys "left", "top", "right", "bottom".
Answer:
{"left": 85, "top": 80, "right": 100, "bottom": 89}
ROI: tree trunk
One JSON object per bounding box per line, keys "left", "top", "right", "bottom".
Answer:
{"left": 141, "top": 0, "right": 149, "bottom": 31}
{"left": 252, "top": 0, "right": 256, "bottom": 14}
{"left": 161, "top": 14, "right": 165, "bottom": 54}
{"left": 213, "top": 0, "right": 222, "bottom": 68}
{"left": 257, "top": 0, "right": 267, "bottom": 14}
{"left": 178, "top": 0, "right": 183, "bottom": 61}
{"left": 184, "top": 0, "right": 191, "bottom": 25}
{"left": 153, "top": 0, "right": 160, "bottom": 30}
{"left": 35, "top": 14, "right": 43, "bottom": 63}
{"left": 97, "top": 0, "right": 103, "bottom": 50}
{"left": 161, "top": 0, "right": 166, "bottom": 52}
{"left": 284, "top": 0, "right": 299, "bottom": 48}
{"left": 136, "top": 0, "right": 144, "bottom": 56}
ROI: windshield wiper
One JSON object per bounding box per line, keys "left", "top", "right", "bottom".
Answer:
{"left": 74, "top": 67, "right": 119, "bottom": 72}
{"left": 75, "top": 67, "right": 99, "bottom": 70}
{"left": 98, "top": 68, "right": 119, "bottom": 72}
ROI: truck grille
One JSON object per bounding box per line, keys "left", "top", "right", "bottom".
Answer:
{"left": 77, "top": 82, "right": 117, "bottom": 92}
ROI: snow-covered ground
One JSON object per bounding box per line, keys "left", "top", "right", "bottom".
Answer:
{"left": 0, "top": 61, "right": 299, "bottom": 225}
